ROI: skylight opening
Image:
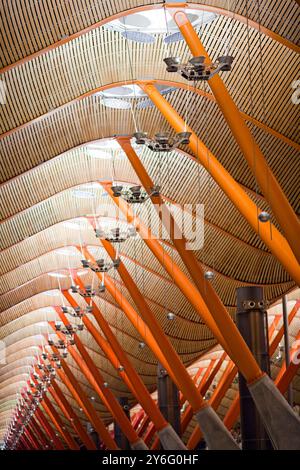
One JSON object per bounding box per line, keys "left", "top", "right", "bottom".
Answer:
{"left": 105, "top": 8, "right": 218, "bottom": 43}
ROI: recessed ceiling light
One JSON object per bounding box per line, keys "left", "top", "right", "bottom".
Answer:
{"left": 77, "top": 269, "right": 89, "bottom": 277}
{"left": 72, "top": 188, "right": 96, "bottom": 199}
{"left": 48, "top": 272, "right": 67, "bottom": 279}
{"left": 55, "top": 247, "right": 77, "bottom": 256}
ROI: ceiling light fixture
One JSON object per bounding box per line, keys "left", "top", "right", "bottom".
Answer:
{"left": 134, "top": 131, "right": 191, "bottom": 151}
{"left": 164, "top": 55, "right": 233, "bottom": 81}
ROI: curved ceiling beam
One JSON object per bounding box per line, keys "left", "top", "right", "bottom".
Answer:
{"left": 0, "top": 279, "right": 216, "bottom": 350}
{"left": 1, "top": 241, "right": 290, "bottom": 298}
{"left": 0, "top": 79, "right": 298, "bottom": 152}
{"left": 0, "top": 2, "right": 298, "bottom": 75}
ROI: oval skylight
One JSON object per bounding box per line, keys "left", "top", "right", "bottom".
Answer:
{"left": 106, "top": 8, "right": 217, "bottom": 36}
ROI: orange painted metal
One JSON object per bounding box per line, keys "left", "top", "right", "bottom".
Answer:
{"left": 138, "top": 82, "right": 300, "bottom": 287}
{"left": 66, "top": 283, "right": 169, "bottom": 432}
{"left": 49, "top": 379, "right": 96, "bottom": 450}
{"left": 172, "top": 10, "right": 300, "bottom": 265}
{"left": 25, "top": 427, "right": 40, "bottom": 450}
{"left": 35, "top": 408, "right": 66, "bottom": 450}
{"left": 116, "top": 137, "right": 230, "bottom": 355}
{"left": 48, "top": 345, "right": 118, "bottom": 450}
{"left": 181, "top": 354, "right": 226, "bottom": 433}
{"left": 222, "top": 302, "right": 299, "bottom": 432}
{"left": 33, "top": 365, "right": 83, "bottom": 450}
{"left": 50, "top": 315, "right": 143, "bottom": 446}
{"left": 30, "top": 416, "right": 51, "bottom": 449}
{"left": 79, "top": 246, "right": 208, "bottom": 414}
{"left": 104, "top": 182, "right": 263, "bottom": 383}
{"left": 187, "top": 361, "right": 237, "bottom": 449}
{"left": 276, "top": 330, "right": 300, "bottom": 393}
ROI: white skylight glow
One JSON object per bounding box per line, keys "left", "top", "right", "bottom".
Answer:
{"left": 106, "top": 9, "right": 217, "bottom": 35}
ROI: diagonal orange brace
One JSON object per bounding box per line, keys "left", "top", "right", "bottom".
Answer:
{"left": 137, "top": 81, "right": 300, "bottom": 286}
{"left": 103, "top": 183, "right": 262, "bottom": 383}
{"left": 48, "top": 343, "right": 118, "bottom": 450}
{"left": 171, "top": 10, "right": 300, "bottom": 264}
{"left": 64, "top": 286, "right": 169, "bottom": 432}
{"left": 50, "top": 315, "right": 145, "bottom": 448}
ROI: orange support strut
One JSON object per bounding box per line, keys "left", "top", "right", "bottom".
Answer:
{"left": 50, "top": 315, "right": 145, "bottom": 447}
{"left": 137, "top": 82, "right": 300, "bottom": 286}
{"left": 171, "top": 10, "right": 300, "bottom": 265}
{"left": 65, "top": 285, "right": 169, "bottom": 432}
{"left": 103, "top": 183, "right": 262, "bottom": 383}
{"left": 48, "top": 344, "right": 118, "bottom": 450}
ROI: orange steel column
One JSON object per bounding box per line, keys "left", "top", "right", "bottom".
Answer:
{"left": 187, "top": 361, "right": 237, "bottom": 449}
{"left": 35, "top": 408, "right": 66, "bottom": 450}
{"left": 62, "top": 290, "right": 170, "bottom": 433}
{"left": 34, "top": 365, "right": 82, "bottom": 450}
{"left": 49, "top": 317, "right": 147, "bottom": 450}
{"left": 49, "top": 380, "right": 97, "bottom": 450}
{"left": 63, "top": 288, "right": 188, "bottom": 450}
{"left": 75, "top": 270, "right": 238, "bottom": 447}
{"left": 25, "top": 427, "right": 40, "bottom": 450}
{"left": 79, "top": 248, "right": 225, "bottom": 410}
{"left": 48, "top": 345, "right": 118, "bottom": 450}
{"left": 41, "top": 397, "right": 77, "bottom": 450}
{"left": 276, "top": 330, "right": 300, "bottom": 393}
{"left": 138, "top": 82, "right": 300, "bottom": 286}
{"left": 116, "top": 136, "right": 229, "bottom": 353}
{"left": 171, "top": 10, "right": 300, "bottom": 264}
{"left": 181, "top": 355, "right": 225, "bottom": 433}
{"left": 103, "top": 184, "right": 262, "bottom": 383}
{"left": 223, "top": 304, "right": 299, "bottom": 432}
{"left": 75, "top": 251, "right": 181, "bottom": 386}
{"left": 30, "top": 416, "right": 51, "bottom": 449}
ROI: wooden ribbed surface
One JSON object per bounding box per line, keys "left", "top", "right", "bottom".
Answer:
{"left": 0, "top": 0, "right": 299, "bottom": 443}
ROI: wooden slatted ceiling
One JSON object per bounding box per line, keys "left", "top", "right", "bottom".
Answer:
{"left": 0, "top": 1, "right": 298, "bottom": 69}
{"left": 0, "top": 88, "right": 298, "bottom": 213}
{"left": 0, "top": 178, "right": 293, "bottom": 284}
{"left": 0, "top": 1, "right": 299, "bottom": 442}
{"left": 0, "top": 142, "right": 290, "bottom": 249}
{"left": 1, "top": 17, "right": 299, "bottom": 139}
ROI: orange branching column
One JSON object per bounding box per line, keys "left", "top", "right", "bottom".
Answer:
{"left": 47, "top": 344, "right": 119, "bottom": 450}
{"left": 49, "top": 315, "right": 148, "bottom": 450}
{"left": 116, "top": 137, "right": 230, "bottom": 355}
{"left": 49, "top": 379, "right": 97, "bottom": 450}
{"left": 63, "top": 285, "right": 187, "bottom": 450}
{"left": 137, "top": 82, "right": 300, "bottom": 286}
{"left": 171, "top": 9, "right": 300, "bottom": 264}
{"left": 103, "top": 183, "right": 261, "bottom": 383}
{"left": 76, "top": 253, "right": 238, "bottom": 449}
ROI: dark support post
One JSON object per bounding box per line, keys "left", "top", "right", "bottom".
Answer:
{"left": 157, "top": 363, "right": 181, "bottom": 437}
{"left": 87, "top": 422, "right": 101, "bottom": 450}
{"left": 282, "top": 295, "right": 293, "bottom": 405}
{"left": 236, "top": 286, "right": 273, "bottom": 449}
{"left": 114, "top": 397, "right": 131, "bottom": 450}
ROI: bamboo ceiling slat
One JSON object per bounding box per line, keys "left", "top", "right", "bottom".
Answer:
{"left": 1, "top": 0, "right": 299, "bottom": 441}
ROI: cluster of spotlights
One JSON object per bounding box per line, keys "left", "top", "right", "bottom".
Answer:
{"left": 95, "top": 226, "right": 136, "bottom": 242}
{"left": 134, "top": 131, "right": 191, "bottom": 152}
{"left": 111, "top": 184, "right": 160, "bottom": 204}
{"left": 164, "top": 55, "right": 233, "bottom": 81}
{"left": 81, "top": 257, "right": 120, "bottom": 273}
